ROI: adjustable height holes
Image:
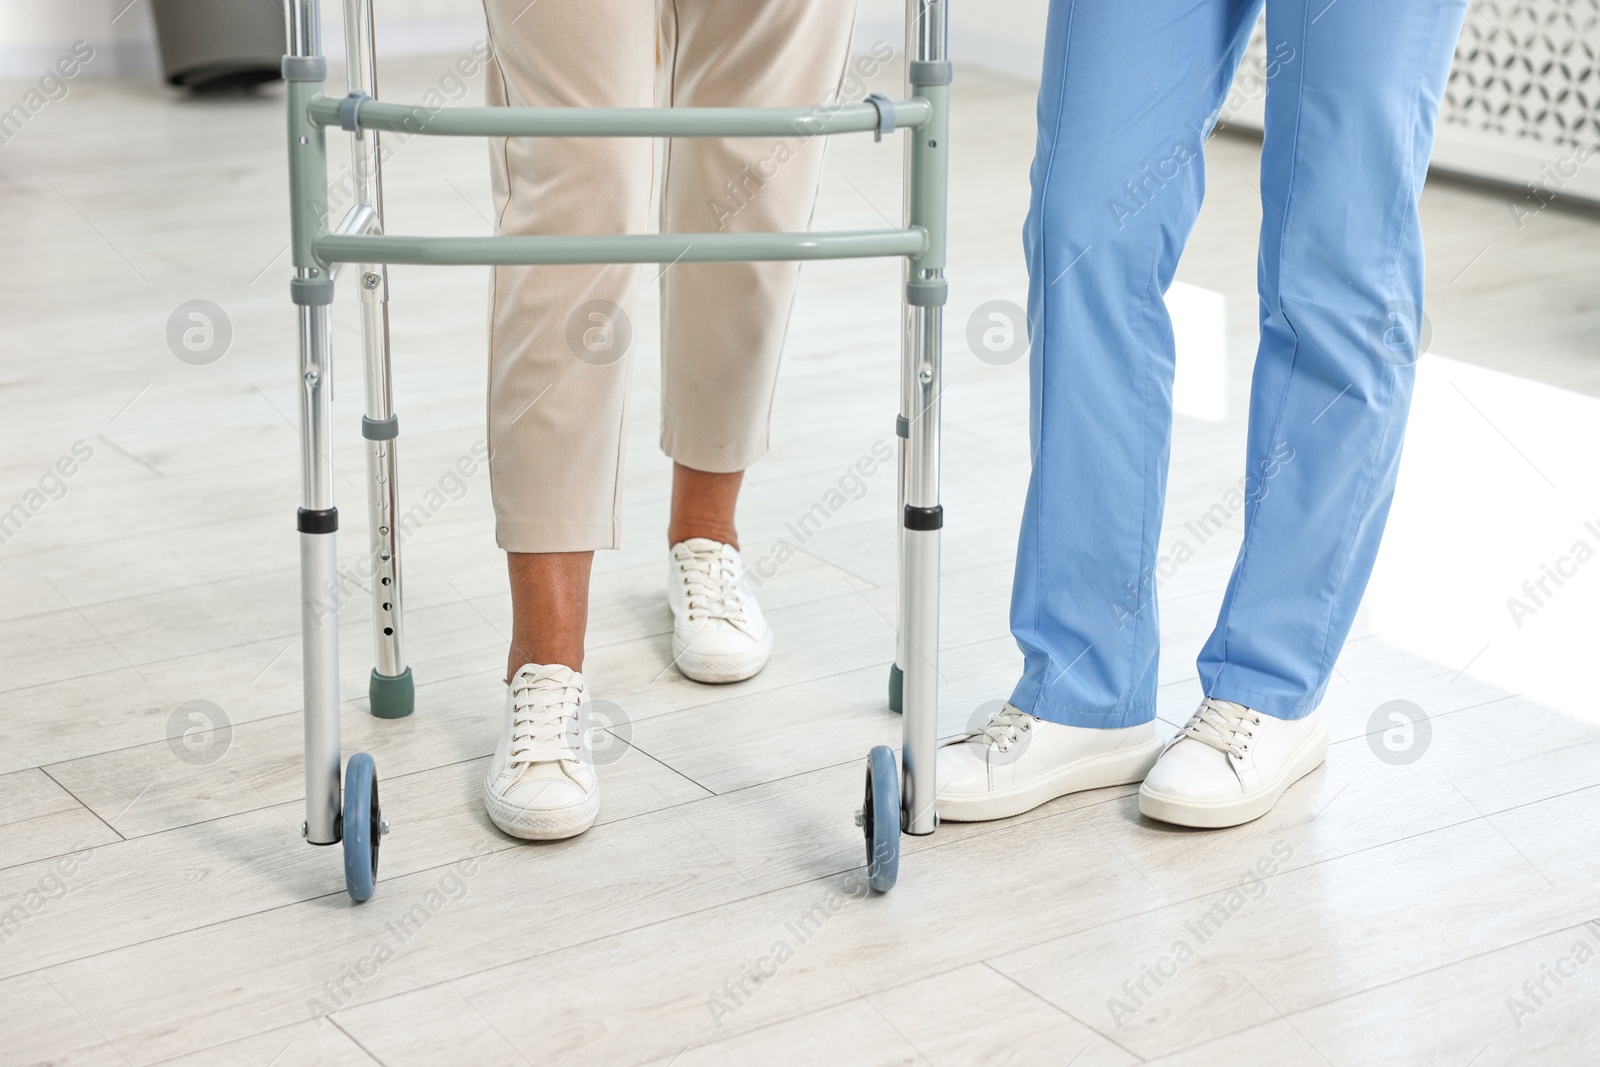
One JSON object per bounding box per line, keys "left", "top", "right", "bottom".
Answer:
{"left": 382, "top": 602, "right": 391, "bottom": 612}
{"left": 383, "top": 627, "right": 394, "bottom": 636}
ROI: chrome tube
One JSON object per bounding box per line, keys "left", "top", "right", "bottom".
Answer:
{"left": 332, "top": 204, "right": 379, "bottom": 237}
{"left": 288, "top": 0, "right": 342, "bottom": 845}
{"left": 300, "top": 526, "right": 342, "bottom": 845}
{"left": 909, "top": 0, "right": 949, "bottom": 64}
{"left": 299, "top": 301, "right": 342, "bottom": 845}
{"left": 296, "top": 304, "right": 335, "bottom": 511}
{"left": 361, "top": 285, "right": 405, "bottom": 681}
{"left": 343, "top": 0, "right": 408, "bottom": 687}
{"left": 898, "top": 0, "right": 949, "bottom": 838}
{"left": 287, "top": 0, "right": 319, "bottom": 57}
{"left": 900, "top": 305, "right": 943, "bottom": 837}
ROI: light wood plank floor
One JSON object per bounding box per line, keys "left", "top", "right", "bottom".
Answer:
{"left": 2, "top": 47, "right": 1599, "bottom": 1067}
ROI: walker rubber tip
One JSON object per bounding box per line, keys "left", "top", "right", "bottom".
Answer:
{"left": 888, "top": 663, "right": 903, "bottom": 715}
{"left": 368, "top": 667, "right": 414, "bottom": 719}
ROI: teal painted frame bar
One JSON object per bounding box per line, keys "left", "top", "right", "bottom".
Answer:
{"left": 308, "top": 96, "right": 931, "bottom": 139}
{"left": 315, "top": 228, "right": 928, "bottom": 267}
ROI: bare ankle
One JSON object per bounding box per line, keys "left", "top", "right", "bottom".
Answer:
{"left": 667, "top": 522, "right": 739, "bottom": 550}
{"left": 506, "top": 550, "right": 592, "bottom": 682}
{"left": 505, "top": 651, "right": 584, "bottom": 683}
{"left": 669, "top": 463, "right": 742, "bottom": 551}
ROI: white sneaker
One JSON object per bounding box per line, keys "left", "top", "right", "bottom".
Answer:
{"left": 667, "top": 538, "right": 772, "bottom": 683}
{"left": 1139, "top": 698, "right": 1328, "bottom": 828}
{"left": 482, "top": 663, "right": 599, "bottom": 840}
{"left": 936, "top": 702, "right": 1164, "bottom": 822}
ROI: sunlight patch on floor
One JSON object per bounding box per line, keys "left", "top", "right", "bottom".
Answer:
{"left": 1367, "top": 354, "right": 1600, "bottom": 726}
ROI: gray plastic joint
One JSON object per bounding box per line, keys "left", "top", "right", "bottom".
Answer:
{"left": 361, "top": 415, "right": 399, "bottom": 441}
{"left": 908, "top": 60, "right": 953, "bottom": 86}
{"left": 906, "top": 280, "right": 948, "bottom": 307}
{"left": 281, "top": 55, "right": 327, "bottom": 82}
{"left": 896, "top": 415, "right": 909, "bottom": 439}
{"left": 865, "top": 92, "right": 895, "bottom": 142}
{"left": 290, "top": 276, "right": 335, "bottom": 306}
{"left": 339, "top": 92, "right": 373, "bottom": 132}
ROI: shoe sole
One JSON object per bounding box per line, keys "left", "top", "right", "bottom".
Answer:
{"left": 937, "top": 733, "right": 1166, "bottom": 823}
{"left": 1138, "top": 723, "right": 1329, "bottom": 829}
{"left": 482, "top": 784, "right": 600, "bottom": 841}
{"left": 672, "top": 632, "right": 773, "bottom": 684}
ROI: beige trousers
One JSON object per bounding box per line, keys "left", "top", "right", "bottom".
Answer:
{"left": 482, "top": 0, "right": 859, "bottom": 552}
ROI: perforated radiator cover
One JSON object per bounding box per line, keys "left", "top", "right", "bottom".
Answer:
{"left": 1223, "top": 2, "right": 1600, "bottom": 207}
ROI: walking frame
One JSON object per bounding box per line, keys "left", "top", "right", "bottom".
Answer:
{"left": 285, "top": 0, "right": 948, "bottom": 899}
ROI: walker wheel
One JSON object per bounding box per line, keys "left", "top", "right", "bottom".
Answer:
{"left": 861, "top": 744, "right": 900, "bottom": 892}
{"left": 342, "top": 752, "right": 381, "bottom": 902}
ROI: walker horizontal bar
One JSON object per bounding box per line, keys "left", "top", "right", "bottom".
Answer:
{"left": 305, "top": 96, "right": 932, "bottom": 139}
{"left": 314, "top": 228, "right": 929, "bottom": 266}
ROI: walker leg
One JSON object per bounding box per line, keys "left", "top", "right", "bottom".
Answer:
{"left": 298, "top": 299, "right": 342, "bottom": 845}
{"left": 890, "top": 270, "right": 912, "bottom": 717}
{"left": 898, "top": 0, "right": 949, "bottom": 841}
{"left": 343, "top": 0, "right": 413, "bottom": 719}
{"left": 890, "top": 357, "right": 909, "bottom": 715}
{"left": 862, "top": 0, "right": 949, "bottom": 887}
{"left": 286, "top": 0, "right": 342, "bottom": 847}
{"left": 899, "top": 303, "right": 942, "bottom": 839}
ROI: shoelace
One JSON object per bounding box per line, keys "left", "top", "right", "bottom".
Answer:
{"left": 970, "top": 704, "right": 1033, "bottom": 753}
{"left": 508, "top": 665, "right": 584, "bottom": 767}
{"left": 674, "top": 541, "right": 748, "bottom": 625}
{"left": 1177, "top": 698, "right": 1262, "bottom": 760}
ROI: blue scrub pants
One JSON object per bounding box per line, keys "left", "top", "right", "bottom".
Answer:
{"left": 1010, "top": 0, "right": 1469, "bottom": 727}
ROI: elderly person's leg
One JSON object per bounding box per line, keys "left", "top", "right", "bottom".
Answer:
{"left": 506, "top": 552, "right": 590, "bottom": 674}
{"left": 655, "top": 0, "right": 858, "bottom": 683}
{"left": 480, "top": 0, "right": 655, "bottom": 841}
{"left": 481, "top": 0, "right": 860, "bottom": 838}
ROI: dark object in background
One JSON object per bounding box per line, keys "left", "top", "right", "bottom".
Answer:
{"left": 150, "top": 0, "right": 285, "bottom": 91}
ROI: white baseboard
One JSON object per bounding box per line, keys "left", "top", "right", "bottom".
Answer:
{"left": 0, "top": 39, "right": 158, "bottom": 80}
{"left": 0, "top": 15, "right": 491, "bottom": 82}
{"left": 1, "top": 14, "right": 1043, "bottom": 86}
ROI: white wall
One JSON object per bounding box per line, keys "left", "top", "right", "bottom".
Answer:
{"left": 0, "top": 0, "right": 162, "bottom": 77}
{"left": 2, "top": 1, "right": 1051, "bottom": 83}
{"left": 0, "top": 0, "right": 488, "bottom": 80}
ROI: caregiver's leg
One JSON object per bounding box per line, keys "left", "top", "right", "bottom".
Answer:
{"left": 1196, "top": 0, "right": 1471, "bottom": 718}
{"left": 939, "top": 0, "right": 1263, "bottom": 823}
{"left": 1009, "top": 0, "right": 1263, "bottom": 728}
{"left": 1140, "top": 0, "right": 1469, "bottom": 830}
